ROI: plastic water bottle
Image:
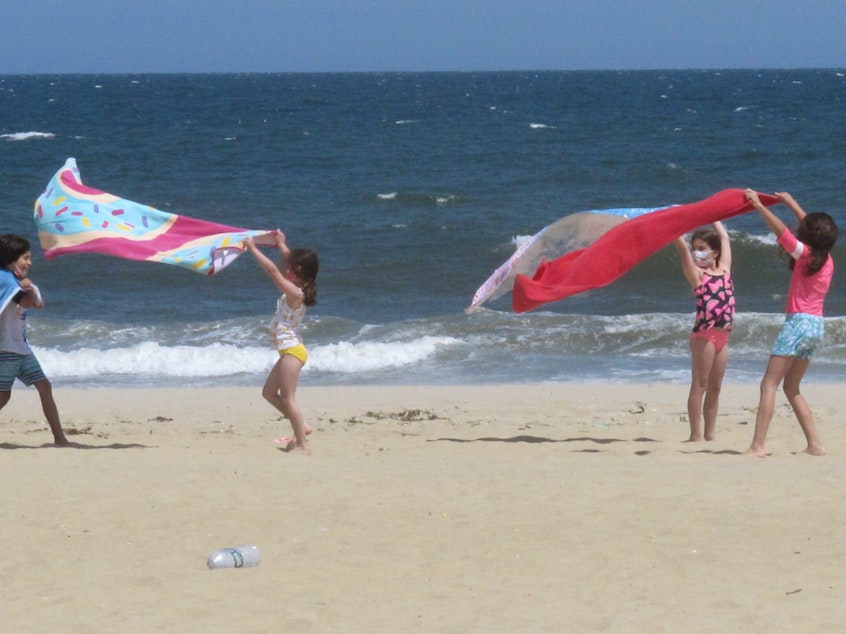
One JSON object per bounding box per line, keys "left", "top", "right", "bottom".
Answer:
{"left": 207, "top": 544, "right": 261, "bottom": 569}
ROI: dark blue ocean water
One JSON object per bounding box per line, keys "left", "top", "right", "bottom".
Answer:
{"left": 1, "top": 69, "right": 845, "bottom": 386}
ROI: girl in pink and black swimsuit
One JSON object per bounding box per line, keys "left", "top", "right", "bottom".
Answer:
{"left": 674, "top": 221, "right": 734, "bottom": 442}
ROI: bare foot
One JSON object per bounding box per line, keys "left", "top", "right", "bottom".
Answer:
{"left": 685, "top": 435, "right": 704, "bottom": 443}
{"left": 274, "top": 428, "right": 312, "bottom": 446}
{"left": 53, "top": 437, "right": 71, "bottom": 447}
{"left": 743, "top": 446, "right": 767, "bottom": 458}
{"left": 285, "top": 438, "right": 308, "bottom": 453}
{"left": 801, "top": 444, "right": 826, "bottom": 456}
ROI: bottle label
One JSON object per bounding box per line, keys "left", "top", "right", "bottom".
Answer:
{"left": 226, "top": 548, "right": 244, "bottom": 568}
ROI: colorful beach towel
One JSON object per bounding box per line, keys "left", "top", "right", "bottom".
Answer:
{"left": 467, "top": 205, "right": 667, "bottom": 312}
{"left": 0, "top": 269, "right": 23, "bottom": 316}
{"left": 34, "top": 158, "right": 274, "bottom": 275}
{"left": 511, "top": 189, "right": 778, "bottom": 312}
{"left": 468, "top": 189, "right": 778, "bottom": 313}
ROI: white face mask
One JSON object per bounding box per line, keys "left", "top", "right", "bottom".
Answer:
{"left": 692, "top": 249, "right": 714, "bottom": 268}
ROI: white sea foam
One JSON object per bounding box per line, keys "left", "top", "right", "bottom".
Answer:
{"left": 37, "top": 342, "right": 272, "bottom": 379}
{"left": 740, "top": 232, "right": 778, "bottom": 246}
{"left": 27, "top": 309, "right": 846, "bottom": 388}
{"left": 378, "top": 192, "right": 398, "bottom": 200}
{"left": 1, "top": 131, "right": 55, "bottom": 141}
{"left": 512, "top": 234, "right": 535, "bottom": 248}
{"left": 308, "top": 336, "right": 460, "bottom": 373}
{"left": 33, "top": 335, "right": 461, "bottom": 382}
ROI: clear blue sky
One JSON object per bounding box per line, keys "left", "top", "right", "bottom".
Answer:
{"left": 3, "top": 0, "right": 844, "bottom": 74}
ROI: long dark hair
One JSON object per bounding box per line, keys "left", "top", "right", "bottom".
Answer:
{"left": 794, "top": 212, "right": 837, "bottom": 276}
{"left": 0, "top": 234, "right": 30, "bottom": 269}
{"left": 288, "top": 248, "right": 319, "bottom": 306}
{"left": 690, "top": 227, "right": 722, "bottom": 266}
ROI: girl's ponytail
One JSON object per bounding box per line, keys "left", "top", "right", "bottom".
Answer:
{"left": 302, "top": 280, "right": 318, "bottom": 307}
{"left": 288, "top": 248, "right": 320, "bottom": 306}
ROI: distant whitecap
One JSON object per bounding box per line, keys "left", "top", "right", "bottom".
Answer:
{"left": 1, "top": 131, "right": 55, "bottom": 141}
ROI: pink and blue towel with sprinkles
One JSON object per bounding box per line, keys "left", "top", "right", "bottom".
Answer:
{"left": 34, "top": 158, "right": 273, "bottom": 275}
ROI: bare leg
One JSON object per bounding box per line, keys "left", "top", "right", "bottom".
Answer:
{"left": 33, "top": 379, "right": 69, "bottom": 446}
{"left": 686, "top": 337, "right": 716, "bottom": 441}
{"left": 782, "top": 359, "right": 825, "bottom": 455}
{"left": 745, "top": 355, "right": 791, "bottom": 457}
{"left": 262, "top": 355, "right": 309, "bottom": 451}
{"left": 702, "top": 341, "right": 729, "bottom": 441}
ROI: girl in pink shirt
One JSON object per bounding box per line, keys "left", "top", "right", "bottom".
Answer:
{"left": 744, "top": 190, "right": 837, "bottom": 457}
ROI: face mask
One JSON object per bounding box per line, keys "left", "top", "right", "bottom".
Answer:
{"left": 692, "top": 249, "right": 714, "bottom": 267}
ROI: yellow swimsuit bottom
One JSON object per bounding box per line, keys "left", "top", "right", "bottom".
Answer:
{"left": 279, "top": 343, "right": 308, "bottom": 365}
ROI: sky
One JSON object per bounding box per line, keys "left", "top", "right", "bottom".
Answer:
{"left": 3, "top": 0, "right": 845, "bottom": 74}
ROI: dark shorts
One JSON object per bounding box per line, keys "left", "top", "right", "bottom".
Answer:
{"left": 0, "top": 352, "right": 47, "bottom": 391}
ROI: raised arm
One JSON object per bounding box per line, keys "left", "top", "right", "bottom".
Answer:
{"left": 745, "top": 189, "right": 787, "bottom": 238}
{"left": 274, "top": 230, "right": 292, "bottom": 261}
{"left": 713, "top": 220, "right": 732, "bottom": 271}
{"left": 774, "top": 191, "right": 806, "bottom": 222}
{"left": 674, "top": 236, "right": 702, "bottom": 290}
{"left": 243, "top": 235, "right": 301, "bottom": 299}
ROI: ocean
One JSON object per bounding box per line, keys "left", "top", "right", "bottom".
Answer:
{"left": 1, "top": 69, "right": 845, "bottom": 388}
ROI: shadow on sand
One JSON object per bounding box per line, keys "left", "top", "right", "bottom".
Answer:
{"left": 0, "top": 441, "right": 152, "bottom": 450}
{"left": 428, "top": 435, "right": 660, "bottom": 446}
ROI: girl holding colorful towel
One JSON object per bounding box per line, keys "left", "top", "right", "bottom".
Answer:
{"left": 243, "top": 231, "right": 319, "bottom": 453}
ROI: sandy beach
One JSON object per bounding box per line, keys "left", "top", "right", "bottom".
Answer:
{"left": 2, "top": 382, "right": 845, "bottom": 633}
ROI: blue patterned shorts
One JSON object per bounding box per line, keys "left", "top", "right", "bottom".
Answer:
{"left": 0, "top": 352, "right": 47, "bottom": 390}
{"left": 772, "top": 313, "right": 824, "bottom": 360}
